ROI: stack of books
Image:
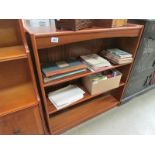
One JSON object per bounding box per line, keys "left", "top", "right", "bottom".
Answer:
{"left": 48, "top": 85, "right": 85, "bottom": 110}
{"left": 80, "top": 54, "right": 112, "bottom": 72}
{"left": 89, "top": 70, "right": 121, "bottom": 82}
{"left": 102, "top": 48, "right": 133, "bottom": 64}
{"left": 41, "top": 59, "right": 87, "bottom": 83}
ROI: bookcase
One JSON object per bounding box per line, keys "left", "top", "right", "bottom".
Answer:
{"left": 0, "top": 20, "right": 44, "bottom": 134}
{"left": 25, "top": 22, "right": 143, "bottom": 134}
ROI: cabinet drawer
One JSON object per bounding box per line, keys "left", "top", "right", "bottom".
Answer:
{"left": 124, "top": 69, "right": 154, "bottom": 98}
{"left": 0, "top": 106, "right": 44, "bottom": 135}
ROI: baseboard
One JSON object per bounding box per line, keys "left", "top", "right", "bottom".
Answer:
{"left": 120, "top": 85, "right": 155, "bottom": 105}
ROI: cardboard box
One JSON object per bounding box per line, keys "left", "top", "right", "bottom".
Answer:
{"left": 82, "top": 71, "right": 122, "bottom": 95}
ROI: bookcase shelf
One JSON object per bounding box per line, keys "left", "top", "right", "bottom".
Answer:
{"left": 25, "top": 22, "right": 143, "bottom": 134}
{"left": 0, "top": 82, "right": 37, "bottom": 117}
{"left": 49, "top": 94, "right": 118, "bottom": 134}
{"left": 47, "top": 81, "right": 125, "bottom": 115}
{"left": 43, "top": 62, "right": 132, "bottom": 87}
{"left": 0, "top": 45, "right": 27, "bottom": 62}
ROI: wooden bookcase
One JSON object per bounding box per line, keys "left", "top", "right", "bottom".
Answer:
{"left": 25, "top": 22, "right": 143, "bottom": 134}
{"left": 0, "top": 19, "right": 44, "bottom": 134}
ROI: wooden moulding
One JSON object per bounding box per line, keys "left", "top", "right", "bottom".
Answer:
{"left": 35, "top": 24, "right": 142, "bottom": 49}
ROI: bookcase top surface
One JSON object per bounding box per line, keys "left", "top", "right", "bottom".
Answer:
{"left": 25, "top": 23, "right": 143, "bottom": 38}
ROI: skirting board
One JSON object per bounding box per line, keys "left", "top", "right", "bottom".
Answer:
{"left": 120, "top": 85, "right": 155, "bottom": 105}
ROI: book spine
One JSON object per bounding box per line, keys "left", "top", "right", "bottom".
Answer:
{"left": 106, "top": 53, "right": 132, "bottom": 59}
{"left": 45, "top": 64, "right": 87, "bottom": 77}
{"left": 44, "top": 69, "right": 87, "bottom": 83}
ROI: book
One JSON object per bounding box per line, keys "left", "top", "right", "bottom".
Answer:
{"left": 101, "top": 49, "right": 133, "bottom": 65}
{"left": 44, "top": 68, "right": 87, "bottom": 83}
{"left": 105, "top": 53, "right": 132, "bottom": 60}
{"left": 42, "top": 59, "right": 86, "bottom": 77}
{"left": 106, "top": 48, "right": 132, "bottom": 58}
{"left": 48, "top": 85, "right": 85, "bottom": 110}
{"left": 105, "top": 54, "right": 133, "bottom": 64}
{"left": 81, "top": 54, "right": 111, "bottom": 67}
{"left": 89, "top": 73, "right": 108, "bottom": 83}
{"left": 81, "top": 54, "right": 111, "bottom": 71}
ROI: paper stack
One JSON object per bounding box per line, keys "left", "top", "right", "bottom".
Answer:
{"left": 80, "top": 54, "right": 112, "bottom": 72}
{"left": 48, "top": 85, "right": 85, "bottom": 110}
{"left": 102, "top": 48, "right": 133, "bottom": 64}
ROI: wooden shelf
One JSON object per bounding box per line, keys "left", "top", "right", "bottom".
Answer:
{"left": 49, "top": 94, "right": 118, "bottom": 134}
{"left": 0, "top": 45, "right": 27, "bottom": 62}
{"left": 0, "top": 82, "right": 38, "bottom": 117}
{"left": 43, "top": 62, "right": 131, "bottom": 87}
{"left": 47, "top": 81, "right": 125, "bottom": 115}
{"left": 0, "top": 19, "right": 44, "bottom": 135}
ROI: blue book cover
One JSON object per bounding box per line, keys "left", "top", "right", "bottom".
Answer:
{"left": 107, "top": 48, "right": 132, "bottom": 58}
{"left": 42, "top": 59, "right": 83, "bottom": 75}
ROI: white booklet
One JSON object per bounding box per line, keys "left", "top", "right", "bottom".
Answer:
{"left": 48, "top": 85, "right": 85, "bottom": 109}
{"left": 81, "top": 54, "right": 111, "bottom": 67}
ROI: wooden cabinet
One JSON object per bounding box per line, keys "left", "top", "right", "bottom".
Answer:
{"left": 0, "top": 20, "right": 45, "bottom": 134}
{"left": 0, "top": 106, "right": 43, "bottom": 135}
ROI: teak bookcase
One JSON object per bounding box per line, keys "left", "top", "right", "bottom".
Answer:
{"left": 0, "top": 19, "right": 44, "bottom": 134}
{"left": 25, "top": 23, "right": 143, "bottom": 134}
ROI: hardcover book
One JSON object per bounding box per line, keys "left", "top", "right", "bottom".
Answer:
{"left": 44, "top": 69, "right": 87, "bottom": 83}
{"left": 106, "top": 48, "right": 132, "bottom": 58}
{"left": 42, "top": 59, "right": 86, "bottom": 77}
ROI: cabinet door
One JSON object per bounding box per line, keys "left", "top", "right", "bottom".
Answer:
{"left": 0, "top": 106, "right": 44, "bottom": 135}
{"left": 123, "top": 69, "right": 154, "bottom": 98}
{"left": 122, "top": 36, "right": 155, "bottom": 100}
{"left": 132, "top": 37, "right": 155, "bottom": 75}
